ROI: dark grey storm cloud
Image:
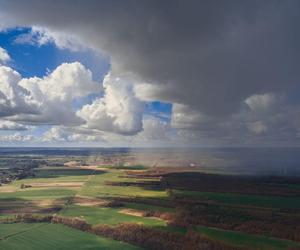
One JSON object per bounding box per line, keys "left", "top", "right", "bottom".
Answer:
{"left": 2, "top": 0, "right": 300, "bottom": 146}
{"left": 1, "top": 0, "right": 300, "bottom": 117}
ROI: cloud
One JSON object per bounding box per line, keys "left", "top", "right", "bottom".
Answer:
{"left": 0, "top": 65, "right": 39, "bottom": 117}
{"left": 67, "top": 133, "right": 105, "bottom": 142}
{"left": 41, "top": 126, "right": 67, "bottom": 142}
{"left": 77, "top": 72, "right": 144, "bottom": 135}
{"left": 0, "top": 132, "right": 33, "bottom": 142}
{"left": 38, "top": 125, "right": 108, "bottom": 143}
{"left": 134, "top": 117, "right": 170, "bottom": 141}
{"left": 0, "top": 47, "right": 10, "bottom": 64}
{"left": 1, "top": 1, "right": 300, "bottom": 145}
{"left": 1, "top": 0, "right": 300, "bottom": 118}
{"left": 171, "top": 93, "right": 300, "bottom": 146}
{"left": 171, "top": 104, "right": 214, "bottom": 130}
{"left": 14, "top": 27, "right": 84, "bottom": 51}
{"left": 247, "top": 121, "right": 267, "bottom": 135}
{"left": 21, "top": 62, "right": 99, "bottom": 103}
{"left": 89, "top": 116, "right": 174, "bottom": 147}
{"left": 244, "top": 93, "right": 280, "bottom": 115}
{"left": 11, "top": 62, "right": 100, "bottom": 126}
{"left": 0, "top": 120, "right": 30, "bottom": 130}
{"left": 0, "top": 57, "right": 146, "bottom": 137}
{"left": 59, "top": 116, "right": 172, "bottom": 145}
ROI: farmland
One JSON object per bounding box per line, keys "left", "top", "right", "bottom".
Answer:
{"left": 172, "top": 190, "right": 300, "bottom": 209}
{"left": 0, "top": 148, "right": 300, "bottom": 249}
{"left": 0, "top": 223, "right": 142, "bottom": 250}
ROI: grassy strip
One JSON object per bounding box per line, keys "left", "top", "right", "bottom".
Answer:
{"left": 123, "top": 202, "right": 174, "bottom": 212}
{"left": 59, "top": 205, "right": 166, "bottom": 227}
{"left": 174, "top": 190, "right": 300, "bottom": 209}
{"left": 196, "top": 226, "right": 300, "bottom": 250}
{"left": 100, "top": 165, "right": 148, "bottom": 170}
{"left": 79, "top": 171, "right": 168, "bottom": 198}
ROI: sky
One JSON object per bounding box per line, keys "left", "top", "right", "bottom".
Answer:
{"left": 0, "top": 0, "right": 300, "bottom": 147}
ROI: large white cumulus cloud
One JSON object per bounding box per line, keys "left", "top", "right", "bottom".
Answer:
{"left": 20, "top": 62, "right": 99, "bottom": 103}
{"left": 16, "top": 62, "right": 100, "bottom": 126}
{"left": 0, "top": 58, "right": 146, "bottom": 138}
{"left": 1, "top": 62, "right": 100, "bottom": 126}
{"left": 0, "top": 65, "right": 39, "bottom": 117}
{"left": 77, "top": 73, "right": 144, "bottom": 135}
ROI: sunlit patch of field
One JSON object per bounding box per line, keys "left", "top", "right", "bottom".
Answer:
{"left": 27, "top": 182, "right": 84, "bottom": 188}
{"left": 0, "top": 223, "right": 142, "bottom": 250}
{"left": 118, "top": 208, "right": 166, "bottom": 222}
{"left": 0, "top": 195, "right": 69, "bottom": 214}
{"left": 118, "top": 208, "right": 145, "bottom": 217}
{"left": 0, "top": 188, "right": 77, "bottom": 200}
{"left": 0, "top": 185, "right": 17, "bottom": 193}
{"left": 0, "top": 167, "right": 93, "bottom": 215}
{"left": 72, "top": 195, "right": 108, "bottom": 206}
{"left": 123, "top": 202, "right": 174, "bottom": 213}
{"left": 59, "top": 204, "right": 167, "bottom": 227}
{"left": 78, "top": 170, "right": 168, "bottom": 198}
{"left": 99, "top": 165, "right": 148, "bottom": 170}
{"left": 0, "top": 198, "right": 65, "bottom": 208}
{"left": 1, "top": 170, "right": 96, "bottom": 193}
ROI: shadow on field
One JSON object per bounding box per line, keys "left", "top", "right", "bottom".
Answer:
{"left": 0, "top": 197, "right": 66, "bottom": 214}
{"left": 34, "top": 169, "right": 106, "bottom": 178}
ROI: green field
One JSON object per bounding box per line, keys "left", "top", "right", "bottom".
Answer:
{"left": 0, "top": 223, "right": 142, "bottom": 250}
{"left": 59, "top": 205, "right": 166, "bottom": 227}
{"left": 34, "top": 168, "right": 97, "bottom": 178}
{"left": 78, "top": 171, "right": 167, "bottom": 199}
{"left": 0, "top": 188, "right": 76, "bottom": 200}
{"left": 123, "top": 202, "right": 173, "bottom": 213}
{"left": 99, "top": 165, "right": 148, "bottom": 170}
{"left": 196, "top": 226, "right": 300, "bottom": 250}
{"left": 174, "top": 190, "right": 300, "bottom": 209}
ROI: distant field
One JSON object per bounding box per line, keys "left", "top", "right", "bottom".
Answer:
{"left": 0, "top": 167, "right": 90, "bottom": 215}
{"left": 196, "top": 226, "right": 300, "bottom": 250}
{"left": 59, "top": 205, "right": 166, "bottom": 227}
{"left": 174, "top": 190, "right": 300, "bottom": 209}
{"left": 33, "top": 168, "right": 98, "bottom": 178}
{"left": 0, "top": 188, "right": 76, "bottom": 200}
{"left": 123, "top": 202, "right": 173, "bottom": 213}
{"left": 79, "top": 171, "right": 168, "bottom": 199}
{"left": 0, "top": 223, "right": 142, "bottom": 250}
{"left": 100, "top": 165, "right": 148, "bottom": 170}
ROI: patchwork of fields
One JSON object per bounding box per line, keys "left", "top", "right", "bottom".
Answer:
{"left": 1, "top": 155, "right": 300, "bottom": 250}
